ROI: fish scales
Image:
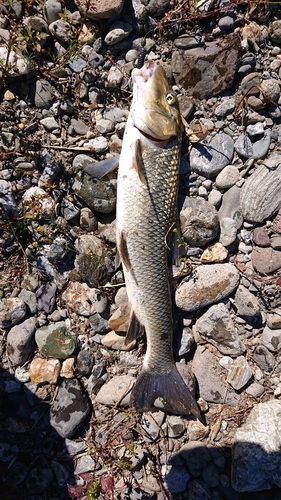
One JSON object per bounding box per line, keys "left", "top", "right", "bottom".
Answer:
{"left": 116, "top": 60, "right": 201, "bottom": 418}
{"left": 120, "top": 142, "right": 180, "bottom": 372}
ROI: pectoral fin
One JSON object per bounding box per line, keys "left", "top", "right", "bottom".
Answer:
{"left": 84, "top": 155, "right": 119, "bottom": 179}
{"left": 119, "top": 231, "right": 132, "bottom": 272}
{"left": 133, "top": 139, "right": 146, "bottom": 184}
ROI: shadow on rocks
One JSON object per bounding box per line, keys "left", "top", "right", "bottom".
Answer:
{"left": 0, "top": 368, "right": 74, "bottom": 500}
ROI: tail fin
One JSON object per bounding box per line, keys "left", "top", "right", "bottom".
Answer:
{"left": 130, "top": 367, "right": 201, "bottom": 419}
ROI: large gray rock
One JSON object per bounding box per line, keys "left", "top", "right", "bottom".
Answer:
{"left": 175, "top": 263, "right": 240, "bottom": 312}
{"left": 7, "top": 317, "right": 36, "bottom": 366}
{"left": 189, "top": 133, "right": 234, "bottom": 178}
{"left": 241, "top": 155, "right": 281, "bottom": 223}
{"left": 172, "top": 35, "right": 240, "bottom": 99}
{"left": 50, "top": 378, "right": 90, "bottom": 438}
{"left": 232, "top": 400, "right": 281, "bottom": 492}
{"left": 74, "top": 0, "right": 124, "bottom": 19}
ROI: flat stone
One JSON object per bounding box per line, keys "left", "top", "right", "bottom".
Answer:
{"left": 253, "top": 226, "right": 271, "bottom": 247}
{"left": 262, "top": 326, "right": 281, "bottom": 352}
{"left": 192, "top": 345, "right": 240, "bottom": 404}
{"left": 189, "top": 132, "right": 234, "bottom": 178}
{"left": 241, "top": 155, "right": 281, "bottom": 223}
{"left": 267, "top": 308, "right": 281, "bottom": 329}
{"left": 219, "top": 217, "right": 238, "bottom": 246}
{"left": 215, "top": 165, "right": 240, "bottom": 189}
{"left": 196, "top": 303, "right": 246, "bottom": 356}
{"left": 254, "top": 345, "right": 275, "bottom": 372}
{"left": 175, "top": 263, "right": 240, "bottom": 312}
{"left": 95, "top": 375, "right": 135, "bottom": 406}
{"left": 101, "top": 330, "right": 135, "bottom": 351}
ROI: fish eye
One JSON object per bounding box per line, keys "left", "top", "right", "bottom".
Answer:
{"left": 166, "top": 92, "right": 177, "bottom": 105}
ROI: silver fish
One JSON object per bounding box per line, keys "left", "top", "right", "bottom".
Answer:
{"left": 116, "top": 60, "right": 200, "bottom": 418}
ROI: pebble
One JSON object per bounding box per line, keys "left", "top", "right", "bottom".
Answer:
{"left": 141, "top": 411, "right": 165, "bottom": 443}
{"left": 227, "top": 356, "right": 253, "bottom": 390}
{"left": 252, "top": 246, "right": 281, "bottom": 274}
{"left": 234, "top": 285, "right": 260, "bottom": 317}
{"left": 219, "top": 217, "right": 238, "bottom": 246}
{"left": 175, "top": 263, "right": 240, "bottom": 312}
{"left": 262, "top": 326, "right": 281, "bottom": 352}
{"left": 200, "top": 242, "right": 228, "bottom": 263}
{"left": 266, "top": 308, "right": 281, "bottom": 329}
{"left": 29, "top": 357, "right": 61, "bottom": 384}
{"left": 215, "top": 165, "right": 240, "bottom": 189}
{"left": 254, "top": 344, "right": 275, "bottom": 372}
{"left": 162, "top": 464, "right": 191, "bottom": 494}
{"left": 33, "top": 79, "right": 53, "bottom": 109}
{"left": 6, "top": 317, "right": 36, "bottom": 365}
{"left": 235, "top": 129, "right": 271, "bottom": 160}
{"left": 245, "top": 382, "right": 265, "bottom": 397}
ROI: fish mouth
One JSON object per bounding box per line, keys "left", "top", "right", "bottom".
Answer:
{"left": 134, "top": 123, "right": 169, "bottom": 144}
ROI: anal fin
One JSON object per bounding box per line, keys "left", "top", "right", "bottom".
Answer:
{"left": 125, "top": 309, "right": 144, "bottom": 345}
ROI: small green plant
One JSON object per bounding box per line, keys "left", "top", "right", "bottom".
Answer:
{"left": 86, "top": 481, "right": 101, "bottom": 500}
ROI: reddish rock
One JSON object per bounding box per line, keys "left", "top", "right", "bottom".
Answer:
{"left": 74, "top": 0, "right": 124, "bottom": 20}
{"left": 252, "top": 246, "right": 281, "bottom": 274}
{"left": 253, "top": 226, "right": 271, "bottom": 247}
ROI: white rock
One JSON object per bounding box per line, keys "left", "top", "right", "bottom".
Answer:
{"left": 227, "top": 356, "right": 253, "bottom": 390}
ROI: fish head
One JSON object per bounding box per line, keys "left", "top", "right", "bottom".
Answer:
{"left": 130, "top": 60, "right": 182, "bottom": 142}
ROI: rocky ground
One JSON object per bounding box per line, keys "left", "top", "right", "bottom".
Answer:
{"left": 2, "top": 0, "right": 281, "bottom": 499}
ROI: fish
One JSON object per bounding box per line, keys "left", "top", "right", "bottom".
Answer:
{"left": 116, "top": 60, "right": 201, "bottom": 418}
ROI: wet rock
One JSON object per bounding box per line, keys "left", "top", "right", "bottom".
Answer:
{"left": 50, "top": 378, "right": 90, "bottom": 438}
{"left": 180, "top": 198, "right": 219, "bottom": 247}
{"left": 193, "top": 345, "right": 240, "bottom": 404}
{"left": 241, "top": 155, "right": 281, "bottom": 223}
{"left": 7, "top": 317, "right": 36, "bottom": 366}
{"left": 61, "top": 282, "right": 107, "bottom": 316}
{"left": 175, "top": 263, "right": 240, "bottom": 312}
{"left": 0, "top": 297, "right": 27, "bottom": 329}
{"left": 196, "top": 303, "right": 246, "bottom": 356}
{"left": 234, "top": 285, "right": 260, "bottom": 317}
{"left": 35, "top": 321, "right": 76, "bottom": 359}
{"left": 172, "top": 35, "right": 240, "bottom": 99}
{"left": 95, "top": 375, "right": 134, "bottom": 406}
{"left": 189, "top": 132, "right": 234, "bottom": 178}
{"left": 227, "top": 356, "right": 253, "bottom": 390}
{"left": 29, "top": 357, "right": 61, "bottom": 384}
{"left": 232, "top": 400, "right": 281, "bottom": 491}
